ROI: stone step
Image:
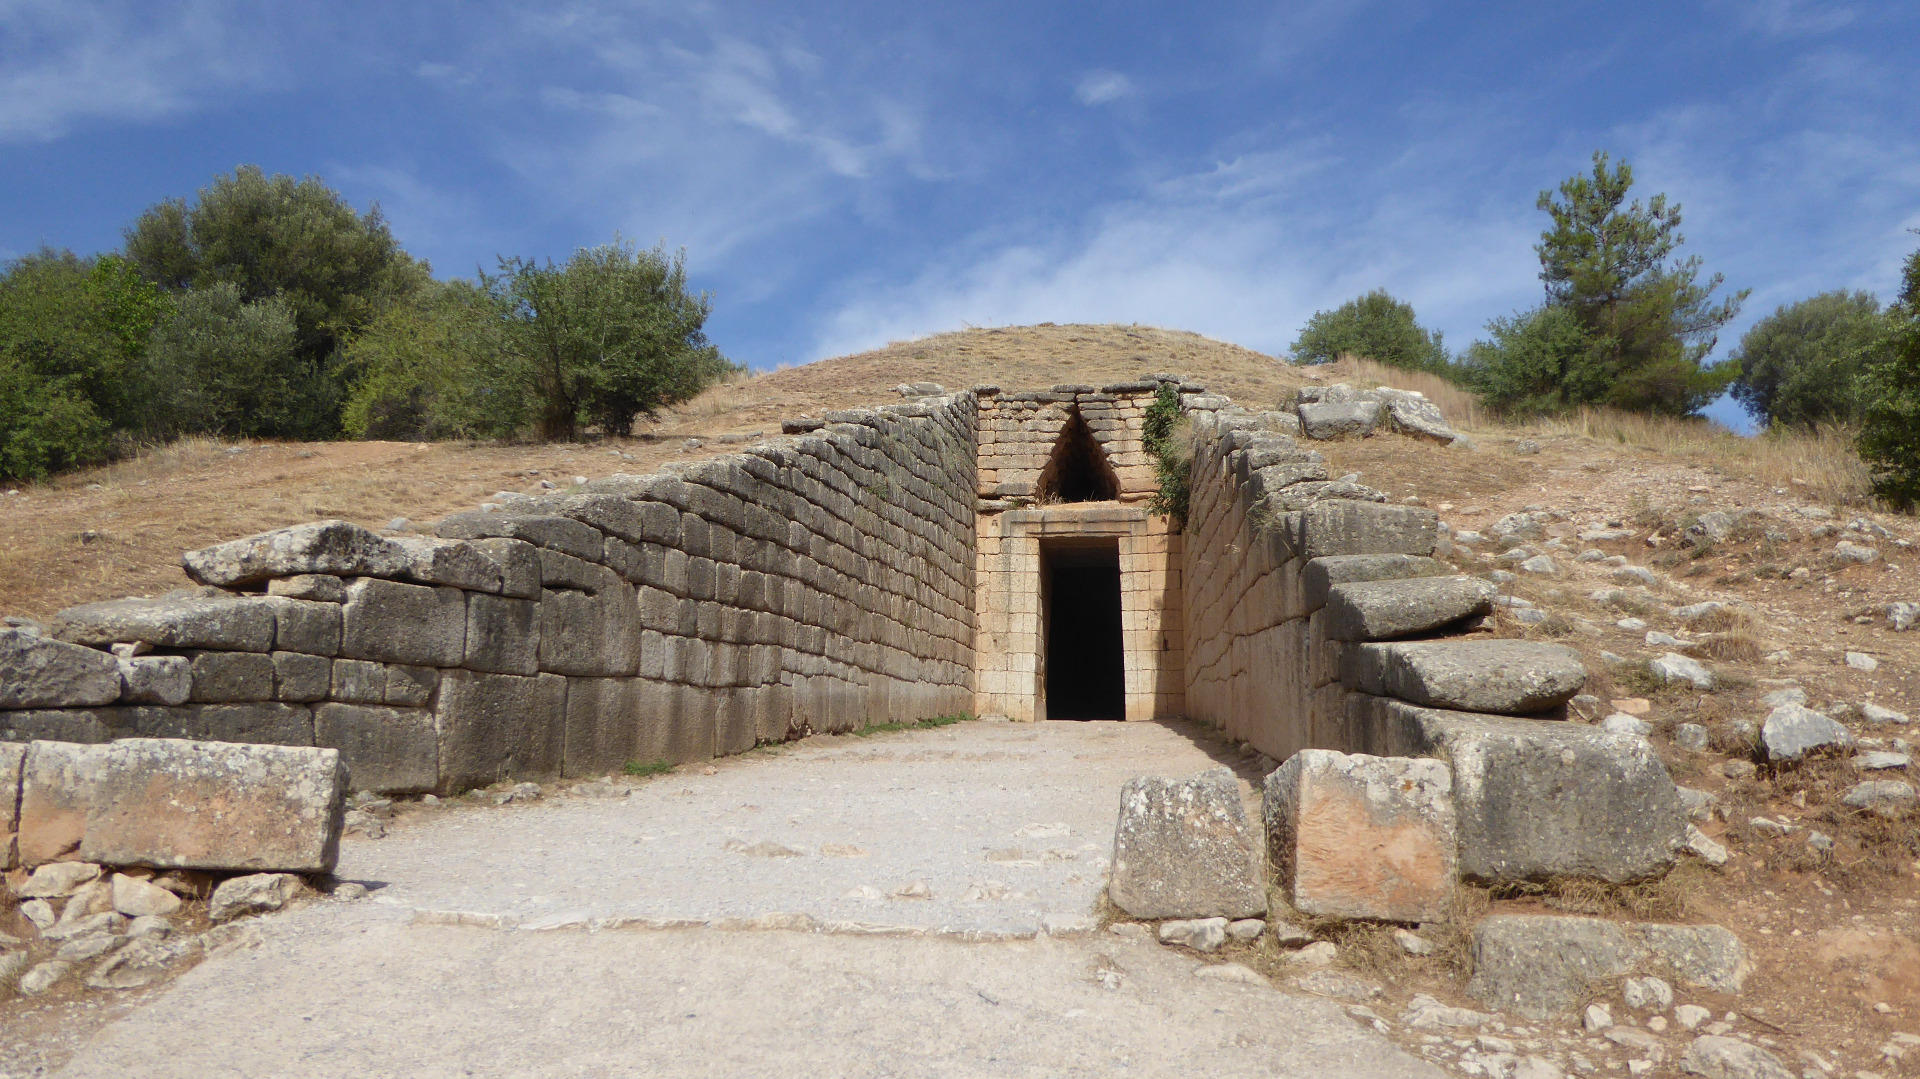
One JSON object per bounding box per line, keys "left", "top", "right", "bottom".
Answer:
{"left": 1324, "top": 576, "right": 1496, "bottom": 641}
{"left": 1340, "top": 638, "right": 1586, "bottom": 715}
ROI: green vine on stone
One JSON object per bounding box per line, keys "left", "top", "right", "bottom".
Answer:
{"left": 1143, "top": 382, "right": 1190, "bottom": 530}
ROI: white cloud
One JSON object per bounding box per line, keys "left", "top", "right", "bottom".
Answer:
{"left": 1073, "top": 69, "right": 1133, "bottom": 106}
{"left": 0, "top": 0, "right": 271, "bottom": 142}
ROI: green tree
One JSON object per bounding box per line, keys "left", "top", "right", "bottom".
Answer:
{"left": 0, "top": 249, "right": 173, "bottom": 479}
{"left": 1459, "top": 305, "right": 1593, "bottom": 414}
{"left": 1857, "top": 244, "right": 1920, "bottom": 509}
{"left": 343, "top": 240, "right": 734, "bottom": 441}
{"left": 142, "top": 283, "right": 306, "bottom": 438}
{"left": 1472, "top": 151, "right": 1747, "bottom": 416}
{"left": 122, "top": 166, "right": 429, "bottom": 436}
{"left": 1289, "top": 289, "right": 1449, "bottom": 371}
{"left": 1728, "top": 291, "right": 1888, "bottom": 428}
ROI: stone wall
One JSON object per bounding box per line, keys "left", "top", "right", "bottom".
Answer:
{"left": 2, "top": 395, "right": 978, "bottom": 795}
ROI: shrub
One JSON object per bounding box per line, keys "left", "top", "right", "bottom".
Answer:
{"left": 143, "top": 283, "right": 309, "bottom": 439}
{"left": 1143, "top": 381, "right": 1191, "bottom": 528}
{"left": 1290, "top": 289, "right": 1449, "bottom": 372}
{"left": 1729, "top": 290, "right": 1888, "bottom": 428}
{"left": 1857, "top": 245, "right": 1920, "bottom": 509}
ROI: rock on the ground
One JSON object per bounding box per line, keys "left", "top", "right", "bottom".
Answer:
{"left": 17, "top": 860, "right": 102, "bottom": 898}
{"left": 1846, "top": 651, "right": 1879, "bottom": 671}
{"left": 0, "top": 628, "right": 123, "bottom": 709}
{"left": 1108, "top": 767, "right": 1265, "bottom": 920}
{"left": 1601, "top": 714, "right": 1652, "bottom": 736}
{"left": 1468, "top": 915, "right": 1749, "bottom": 1019}
{"left": 17, "top": 739, "right": 348, "bottom": 872}
{"left": 112, "top": 873, "right": 183, "bottom": 917}
{"left": 1650, "top": 653, "right": 1715, "bottom": 691}
{"left": 1264, "top": 749, "right": 1455, "bottom": 922}
{"left": 1679, "top": 1035, "right": 1793, "bottom": 1079}
{"left": 1226, "top": 918, "right": 1265, "bottom": 942}
{"left": 86, "top": 935, "right": 196, "bottom": 989}
{"left": 1374, "top": 388, "right": 1460, "bottom": 443}
{"left": 20, "top": 959, "right": 72, "bottom": 995}
{"left": 1623, "top": 975, "right": 1673, "bottom": 1010}
{"left": 1194, "top": 962, "right": 1270, "bottom": 987}
{"left": 1158, "top": 917, "right": 1228, "bottom": 952}
{"left": 1675, "top": 723, "right": 1711, "bottom": 751}
{"left": 1842, "top": 780, "right": 1917, "bottom": 818}
{"left": 1287, "top": 940, "right": 1338, "bottom": 967}
{"left": 1675, "top": 1004, "right": 1712, "bottom": 1030}
{"left": 1861, "top": 703, "right": 1910, "bottom": 725}
{"left": 1394, "top": 929, "right": 1435, "bottom": 955}
{"left": 1890, "top": 602, "right": 1919, "bottom": 632}
{"left": 1402, "top": 993, "right": 1495, "bottom": 1030}
{"left": 1684, "top": 826, "right": 1728, "bottom": 866}
{"left": 1341, "top": 639, "right": 1587, "bottom": 715}
{"left": 1298, "top": 400, "right": 1383, "bottom": 440}
{"left": 208, "top": 872, "right": 304, "bottom": 922}
{"left": 1760, "top": 704, "right": 1854, "bottom": 762}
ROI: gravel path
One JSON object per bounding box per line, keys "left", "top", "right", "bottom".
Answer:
{"left": 53, "top": 720, "right": 1439, "bottom": 1078}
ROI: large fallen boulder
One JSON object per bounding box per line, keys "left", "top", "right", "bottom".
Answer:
{"left": 1468, "top": 914, "right": 1750, "bottom": 1019}
{"left": 1298, "top": 400, "right": 1382, "bottom": 440}
{"left": 1265, "top": 749, "right": 1455, "bottom": 922}
{"left": 14, "top": 739, "right": 347, "bottom": 873}
{"left": 1108, "top": 766, "right": 1266, "bottom": 920}
{"left": 1324, "top": 576, "right": 1496, "bottom": 641}
{"left": 0, "top": 628, "right": 122, "bottom": 709}
{"left": 1340, "top": 639, "right": 1586, "bottom": 715}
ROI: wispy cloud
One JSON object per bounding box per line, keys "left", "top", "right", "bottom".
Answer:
{"left": 0, "top": 0, "right": 273, "bottom": 141}
{"left": 1073, "top": 70, "right": 1133, "bottom": 106}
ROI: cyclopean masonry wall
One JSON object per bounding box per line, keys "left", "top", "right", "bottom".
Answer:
{"left": 2, "top": 394, "right": 978, "bottom": 795}
{"left": 971, "top": 382, "right": 1183, "bottom": 722}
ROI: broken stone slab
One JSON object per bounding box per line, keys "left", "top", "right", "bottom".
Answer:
{"left": 1341, "top": 639, "right": 1587, "bottom": 715}
{"left": 1340, "top": 697, "right": 1686, "bottom": 882}
{"left": 1679, "top": 1035, "right": 1793, "bottom": 1079}
{"left": 15, "top": 739, "right": 347, "bottom": 872}
{"left": 1374, "top": 388, "right": 1459, "bottom": 444}
{"left": 0, "top": 628, "right": 122, "bottom": 709}
{"left": 390, "top": 535, "right": 505, "bottom": 593}
{"left": 1108, "top": 766, "right": 1266, "bottom": 920}
{"left": 1759, "top": 704, "right": 1853, "bottom": 762}
{"left": 1325, "top": 576, "right": 1497, "bottom": 641}
{"left": 208, "top": 872, "right": 304, "bottom": 922}
{"left": 1468, "top": 914, "right": 1750, "bottom": 1019}
{"left": 1298, "top": 399, "right": 1383, "bottom": 440}
{"left": 435, "top": 510, "right": 605, "bottom": 563}
{"left": 1301, "top": 554, "right": 1452, "bottom": 610}
{"left": 182, "top": 520, "right": 410, "bottom": 588}
{"left": 1264, "top": 749, "right": 1455, "bottom": 922}
{"left": 52, "top": 591, "right": 276, "bottom": 652}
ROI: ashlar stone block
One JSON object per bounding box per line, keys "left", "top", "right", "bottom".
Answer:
{"left": 314, "top": 703, "right": 439, "bottom": 794}
{"left": 339, "top": 578, "right": 465, "bottom": 667}
{"left": 0, "top": 629, "right": 121, "bottom": 709}
{"left": 1324, "top": 576, "right": 1495, "bottom": 641}
{"left": 1264, "top": 749, "right": 1456, "bottom": 922}
{"left": 1108, "top": 766, "right": 1266, "bottom": 920}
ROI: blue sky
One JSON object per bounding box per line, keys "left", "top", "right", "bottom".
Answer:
{"left": 4, "top": 1, "right": 1918, "bottom": 431}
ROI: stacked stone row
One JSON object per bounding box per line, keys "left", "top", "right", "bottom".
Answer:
{"left": 0, "top": 395, "right": 979, "bottom": 795}
{"left": 974, "top": 382, "right": 1161, "bottom": 501}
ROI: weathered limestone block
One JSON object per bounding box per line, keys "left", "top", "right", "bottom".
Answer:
{"left": 0, "top": 709, "right": 124, "bottom": 744}
{"left": 1325, "top": 576, "right": 1497, "bottom": 641}
{"left": 1350, "top": 698, "right": 1686, "bottom": 882}
{"left": 15, "top": 738, "right": 346, "bottom": 872}
{"left": 314, "top": 703, "right": 439, "bottom": 793}
{"left": 330, "top": 658, "right": 386, "bottom": 704}
{"left": 0, "top": 628, "right": 122, "bottom": 709}
{"left": 562, "top": 677, "right": 642, "bottom": 778}
{"left": 1468, "top": 914, "right": 1750, "bottom": 1019}
{"left": 468, "top": 538, "right": 542, "bottom": 600}
{"left": 53, "top": 591, "right": 276, "bottom": 652}
{"left": 436, "top": 670, "right": 567, "bottom": 791}
{"left": 118, "top": 654, "right": 191, "bottom": 705}
{"left": 263, "top": 597, "right": 342, "bottom": 656}
{"left": 1301, "top": 554, "right": 1452, "bottom": 611}
{"left": 182, "top": 520, "right": 408, "bottom": 588}
{"left": 271, "top": 652, "right": 331, "bottom": 703}
{"left": 1341, "top": 639, "right": 1586, "bottom": 715}
{"left": 1296, "top": 501, "right": 1439, "bottom": 560}
{"left": 339, "top": 578, "right": 466, "bottom": 667}
{"left": 1760, "top": 703, "right": 1853, "bottom": 761}
{"left": 392, "top": 535, "right": 505, "bottom": 593}
{"left": 187, "top": 650, "right": 277, "bottom": 702}
{"left": 1374, "top": 388, "right": 1460, "bottom": 443}
{"left": 434, "top": 510, "right": 604, "bottom": 563}
{"left": 266, "top": 574, "right": 346, "bottom": 602}
{"left": 1265, "top": 749, "right": 1455, "bottom": 922}
{"left": 464, "top": 594, "right": 539, "bottom": 675}
{"left": 384, "top": 665, "right": 437, "bottom": 706}
{"left": 1, "top": 741, "right": 23, "bottom": 868}
{"left": 1108, "top": 766, "right": 1266, "bottom": 920}
{"left": 187, "top": 703, "right": 314, "bottom": 746}
{"left": 1298, "top": 399, "right": 1382, "bottom": 440}
{"left": 539, "top": 583, "right": 641, "bottom": 677}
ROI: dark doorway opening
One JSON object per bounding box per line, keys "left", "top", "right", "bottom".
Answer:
{"left": 1042, "top": 541, "right": 1125, "bottom": 720}
{"left": 1036, "top": 407, "right": 1119, "bottom": 503}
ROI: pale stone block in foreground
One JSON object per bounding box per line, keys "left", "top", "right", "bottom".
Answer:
{"left": 15, "top": 738, "right": 347, "bottom": 873}
{"left": 1264, "top": 749, "right": 1456, "bottom": 922}
{"left": 1109, "top": 766, "right": 1266, "bottom": 920}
